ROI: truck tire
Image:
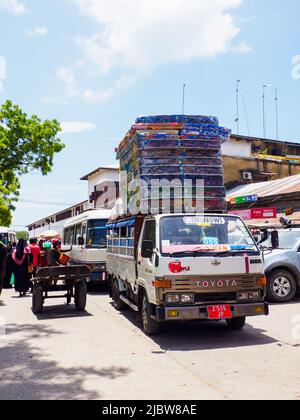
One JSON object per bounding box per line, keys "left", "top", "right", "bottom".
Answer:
{"left": 32, "top": 284, "right": 43, "bottom": 314}
{"left": 75, "top": 280, "right": 87, "bottom": 311}
{"left": 112, "top": 279, "right": 127, "bottom": 311}
{"left": 226, "top": 317, "right": 246, "bottom": 330}
{"left": 142, "top": 294, "right": 160, "bottom": 336}
{"left": 267, "top": 269, "right": 297, "bottom": 303}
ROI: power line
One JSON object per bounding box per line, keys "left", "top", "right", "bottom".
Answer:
{"left": 19, "top": 199, "right": 75, "bottom": 206}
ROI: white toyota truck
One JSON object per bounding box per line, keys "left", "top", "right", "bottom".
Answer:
{"left": 107, "top": 213, "right": 269, "bottom": 335}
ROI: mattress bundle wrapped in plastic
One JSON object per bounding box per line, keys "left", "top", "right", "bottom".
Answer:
{"left": 116, "top": 115, "right": 231, "bottom": 214}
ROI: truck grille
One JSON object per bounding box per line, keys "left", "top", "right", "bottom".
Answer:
{"left": 194, "top": 292, "right": 236, "bottom": 304}
{"left": 170, "top": 276, "right": 258, "bottom": 292}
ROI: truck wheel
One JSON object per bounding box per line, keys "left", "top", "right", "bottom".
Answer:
{"left": 267, "top": 269, "right": 297, "bottom": 303}
{"left": 75, "top": 280, "right": 87, "bottom": 311}
{"left": 142, "top": 294, "right": 160, "bottom": 336}
{"left": 32, "top": 284, "right": 43, "bottom": 314}
{"left": 226, "top": 317, "right": 246, "bottom": 330}
{"left": 112, "top": 279, "right": 127, "bottom": 311}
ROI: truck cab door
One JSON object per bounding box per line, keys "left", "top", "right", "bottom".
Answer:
{"left": 137, "top": 220, "right": 157, "bottom": 299}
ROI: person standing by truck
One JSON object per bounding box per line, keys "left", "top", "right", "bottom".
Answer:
{"left": 11, "top": 239, "right": 32, "bottom": 297}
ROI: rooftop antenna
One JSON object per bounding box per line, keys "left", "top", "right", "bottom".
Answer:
{"left": 235, "top": 80, "right": 241, "bottom": 134}
{"left": 275, "top": 88, "right": 279, "bottom": 140}
{"left": 182, "top": 83, "right": 186, "bottom": 114}
{"left": 262, "top": 84, "right": 272, "bottom": 138}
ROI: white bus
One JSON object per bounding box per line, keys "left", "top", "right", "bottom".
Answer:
{"left": 0, "top": 227, "right": 17, "bottom": 246}
{"left": 62, "top": 210, "right": 111, "bottom": 284}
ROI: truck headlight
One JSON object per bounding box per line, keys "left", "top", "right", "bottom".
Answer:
{"left": 237, "top": 292, "right": 249, "bottom": 301}
{"left": 249, "top": 291, "right": 260, "bottom": 300}
{"left": 165, "top": 294, "right": 180, "bottom": 304}
{"left": 180, "top": 294, "right": 194, "bottom": 304}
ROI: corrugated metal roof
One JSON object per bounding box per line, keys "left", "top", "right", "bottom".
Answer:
{"left": 227, "top": 174, "right": 300, "bottom": 199}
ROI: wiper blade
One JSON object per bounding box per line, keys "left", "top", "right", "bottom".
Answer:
{"left": 213, "top": 250, "right": 254, "bottom": 257}
{"left": 169, "top": 250, "right": 209, "bottom": 257}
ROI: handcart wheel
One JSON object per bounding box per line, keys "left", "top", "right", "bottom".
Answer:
{"left": 32, "top": 284, "right": 43, "bottom": 314}
{"left": 74, "top": 280, "right": 87, "bottom": 311}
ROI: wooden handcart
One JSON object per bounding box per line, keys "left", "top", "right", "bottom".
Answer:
{"left": 32, "top": 265, "right": 91, "bottom": 314}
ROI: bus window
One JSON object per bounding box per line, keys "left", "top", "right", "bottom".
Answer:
{"left": 82, "top": 224, "right": 87, "bottom": 244}
{"left": 64, "top": 227, "right": 71, "bottom": 245}
{"left": 75, "top": 224, "right": 82, "bottom": 245}
{"left": 69, "top": 226, "right": 75, "bottom": 245}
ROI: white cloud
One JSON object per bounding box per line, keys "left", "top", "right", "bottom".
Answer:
{"left": 60, "top": 121, "right": 98, "bottom": 134}
{"left": 0, "top": 0, "right": 26, "bottom": 15}
{"left": 83, "top": 74, "right": 134, "bottom": 103}
{"left": 291, "top": 55, "right": 300, "bottom": 81}
{"left": 72, "top": 0, "right": 247, "bottom": 75}
{"left": 27, "top": 26, "right": 48, "bottom": 37}
{"left": 56, "top": 67, "right": 80, "bottom": 97}
{"left": 83, "top": 87, "right": 114, "bottom": 104}
{"left": 230, "top": 41, "right": 251, "bottom": 54}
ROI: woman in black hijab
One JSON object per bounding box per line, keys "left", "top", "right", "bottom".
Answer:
{"left": 11, "top": 239, "right": 33, "bottom": 297}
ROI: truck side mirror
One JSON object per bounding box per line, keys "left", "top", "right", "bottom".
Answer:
{"left": 271, "top": 230, "right": 279, "bottom": 249}
{"left": 78, "top": 236, "right": 84, "bottom": 246}
{"left": 141, "top": 240, "right": 154, "bottom": 259}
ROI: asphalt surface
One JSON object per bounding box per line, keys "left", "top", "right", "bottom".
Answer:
{"left": 0, "top": 288, "right": 300, "bottom": 400}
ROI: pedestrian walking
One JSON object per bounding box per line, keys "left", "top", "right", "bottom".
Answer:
{"left": 29, "top": 238, "right": 41, "bottom": 277}
{"left": 11, "top": 239, "right": 33, "bottom": 297}
{"left": 0, "top": 238, "right": 7, "bottom": 297}
{"left": 3, "top": 242, "right": 15, "bottom": 289}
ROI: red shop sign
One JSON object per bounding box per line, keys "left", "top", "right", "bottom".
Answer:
{"left": 251, "top": 208, "right": 277, "bottom": 219}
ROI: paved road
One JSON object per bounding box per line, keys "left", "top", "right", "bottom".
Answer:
{"left": 0, "top": 288, "right": 300, "bottom": 400}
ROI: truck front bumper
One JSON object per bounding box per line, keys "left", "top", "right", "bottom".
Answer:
{"left": 156, "top": 303, "right": 269, "bottom": 322}
{"left": 87, "top": 271, "right": 107, "bottom": 283}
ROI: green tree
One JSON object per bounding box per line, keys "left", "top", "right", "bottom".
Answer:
{"left": 0, "top": 100, "right": 65, "bottom": 226}
{"left": 16, "top": 231, "right": 30, "bottom": 240}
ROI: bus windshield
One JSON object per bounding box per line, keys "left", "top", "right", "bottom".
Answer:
{"left": 160, "top": 215, "right": 257, "bottom": 256}
{"left": 86, "top": 220, "right": 108, "bottom": 249}
{"left": 0, "top": 233, "right": 9, "bottom": 246}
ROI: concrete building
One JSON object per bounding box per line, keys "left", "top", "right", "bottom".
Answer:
{"left": 27, "top": 167, "right": 119, "bottom": 238}
{"left": 27, "top": 200, "right": 89, "bottom": 238}
{"left": 223, "top": 134, "right": 300, "bottom": 188}
{"left": 80, "top": 166, "right": 119, "bottom": 210}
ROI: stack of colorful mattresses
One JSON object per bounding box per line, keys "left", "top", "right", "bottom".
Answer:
{"left": 116, "top": 115, "right": 231, "bottom": 213}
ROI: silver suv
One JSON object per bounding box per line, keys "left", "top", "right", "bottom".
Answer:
{"left": 263, "top": 228, "right": 300, "bottom": 302}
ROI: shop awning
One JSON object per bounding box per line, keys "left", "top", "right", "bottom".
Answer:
{"left": 106, "top": 218, "right": 136, "bottom": 230}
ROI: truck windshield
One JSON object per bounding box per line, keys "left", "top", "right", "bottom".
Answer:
{"left": 86, "top": 220, "right": 108, "bottom": 249}
{"left": 160, "top": 215, "right": 257, "bottom": 256}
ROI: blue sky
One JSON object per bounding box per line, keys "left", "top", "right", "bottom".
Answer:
{"left": 0, "top": 0, "right": 299, "bottom": 229}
